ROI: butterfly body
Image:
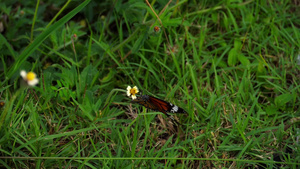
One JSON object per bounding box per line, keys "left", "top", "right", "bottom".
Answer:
{"left": 131, "top": 95, "right": 187, "bottom": 115}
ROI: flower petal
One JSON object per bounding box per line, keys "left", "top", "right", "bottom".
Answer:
{"left": 133, "top": 86, "right": 139, "bottom": 93}
{"left": 28, "top": 78, "right": 39, "bottom": 86}
{"left": 131, "top": 95, "right": 137, "bottom": 100}
{"left": 127, "top": 86, "right": 132, "bottom": 96}
{"left": 127, "top": 90, "right": 131, "bottom": 96}
{"left": 20, "top": 70, "right": 27, "bottom": 80}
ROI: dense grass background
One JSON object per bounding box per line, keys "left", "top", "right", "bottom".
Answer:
{"left": 0, "top": 0, "right": 299, "bottom": 168}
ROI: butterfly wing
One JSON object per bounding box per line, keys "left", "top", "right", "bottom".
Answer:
{"left": 131, "top": 95, "right": 160, "bottom": 112}
{"left": 147, "top": 96, "right": 171, "bottom": 114}
{"left": 132, "top": 95, "right": 186, "bottom": 114}
{"left": 131, "top": 95, "right": 186, "bottom": 125}
{"left": 148, "top": 96, "right": 187, "bottom": 114}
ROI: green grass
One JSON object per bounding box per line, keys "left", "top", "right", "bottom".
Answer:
{"left": 0, "top": 0, "right": 299, "bottom": 168}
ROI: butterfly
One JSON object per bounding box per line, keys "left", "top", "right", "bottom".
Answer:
{"left": 131, "top": 94, "right": 186, "bottom": 122}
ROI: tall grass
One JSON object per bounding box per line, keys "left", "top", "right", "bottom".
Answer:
{"left": 0, "top": 0, "right": 299, "bottom": 168}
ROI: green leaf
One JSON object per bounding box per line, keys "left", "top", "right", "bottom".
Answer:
{"left": 132, "top": 30, "right": 148, "bottom": 54}
{"left": 257, "top": 61, "right": 266, "bottom": 75}
{"left": 222, "top": 12, "right": 229, "bottom": 31}
{"left": 101, "top": 69, "right": 116, "bottom": 83}
{"left": 0, "top": 34, "right": 16, "bottom": 59}
{"left": 265, "top": 105, "right": 280, "bottom": 115}
{"left": 228, "top": 48, "right": 238, "bottom": 66}
{"left": 238, "top": 53, "right": 250, "bottom": 67}
{"left": 245, "top": 12, "right": 254, "bottom": 24}
{"left": 163, "top": 17, "right": 182, "bottom": 27}
{"left": 211, "top": 13, "right": 218, "bottom": 24}
{"left": 50, "top": 32, "right": 58, "bottom": 49}
{"left": 275, "top": 93, "right": 293, "bottom": 108}
{"left": 50, "top": 86, "right": 58, "bottom": 91}
{"left": 129, "top": 2, "right": 148, "bottom": 9}
{"left": 234, "top": 39, "right": 242, "bottom": 50}
{"left": 4, "top": 0, "right": 91, "bottom": 85}
{"left": 217, "top": 60, "right": 227, "bottom": 68}
{"left": 80, "top": 65, "right": 99, "bottom": 88}
{"left": 182, "top": 20, "right": 192, "bottom": 26}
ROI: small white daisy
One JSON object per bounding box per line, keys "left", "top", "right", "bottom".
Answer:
{"left": 126, "top": 86, "right": 139, "bottom": 100}
{"left": 20, "top": 70, "right": 39, "bottom": 86}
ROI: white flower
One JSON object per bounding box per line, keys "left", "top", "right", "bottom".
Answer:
{"left": 20, "top": 70, "right": 39, "bottom": 86}
{"left": 126, "top": 86, "right": 139, "bottom": 100}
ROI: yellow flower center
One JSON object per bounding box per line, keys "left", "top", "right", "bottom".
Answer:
{"left": 130, "top": 88, "right": 137, "bottom": 95}
{"left": 26, "top": 72, "right": 36, "bottom": 81}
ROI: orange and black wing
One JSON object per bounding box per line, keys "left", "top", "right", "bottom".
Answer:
{"left": 132, "top": 95, "right": 186, "bottom": 114}
{"left": 131, "top": 95, "right": 159, "bottom": 111}
{"left": 148, "top": 96, "right": 187, "bottom": 114}
{"left": 131, "top": 95, "right": 186, "bottom": 125}
{"left": 147, "top": 96, "right": 170, "bottom": 114}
